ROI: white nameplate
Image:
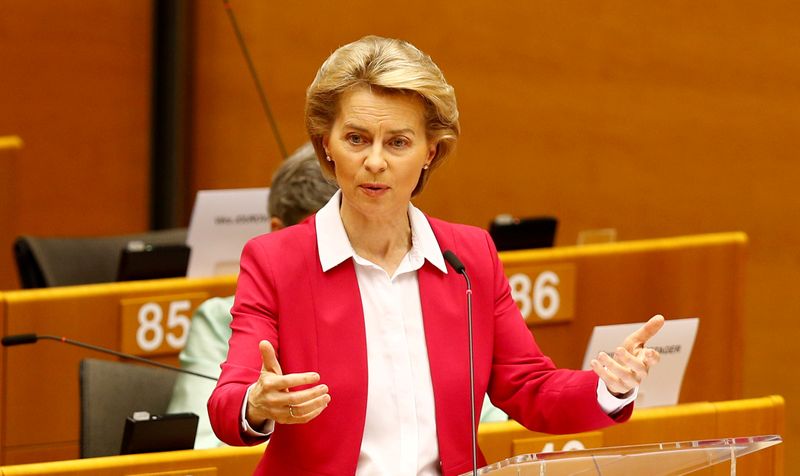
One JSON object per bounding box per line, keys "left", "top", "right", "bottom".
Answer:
{"left": 581, "top": 317, "right": 699, "bottom": 408}
{"left": 186, "top": 188, "right": 270, "bottom": 278}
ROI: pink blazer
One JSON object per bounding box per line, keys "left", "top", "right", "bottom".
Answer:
{"left": 208, "top": 215, "right": 631, "bottom": 475}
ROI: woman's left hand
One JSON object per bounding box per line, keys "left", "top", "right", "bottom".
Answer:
{"left": 590, "top": 315, "right": 665, "bottom": 397}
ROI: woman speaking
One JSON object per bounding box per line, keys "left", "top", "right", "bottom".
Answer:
{"left": 208, "top": 35, "right": 663, "bottom": 475}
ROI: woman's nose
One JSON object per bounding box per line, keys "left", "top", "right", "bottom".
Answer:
{"left": 364, "top": 145, "right": 387, "bottom": 173}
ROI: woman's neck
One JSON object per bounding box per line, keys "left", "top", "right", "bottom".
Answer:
{"left": 340, "top": 202, "right": 412, "bottom": 276}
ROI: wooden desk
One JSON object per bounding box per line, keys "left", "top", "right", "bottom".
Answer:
{"left": 0, "top": 396, "right": 782, "bottom": 475}
{"left": 0, "top": 232, "right": 746, "bottom": 464}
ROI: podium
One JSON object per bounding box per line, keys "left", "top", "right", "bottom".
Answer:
{"left": 465, "top": 435, "right": 781, "bottom": 475}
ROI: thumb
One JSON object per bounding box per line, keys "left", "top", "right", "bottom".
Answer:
{"left": 259, "top": 340, "right": 283, "bottom": 376}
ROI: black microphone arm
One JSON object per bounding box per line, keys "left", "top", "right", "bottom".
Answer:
{"left": 443, "top": 250, "right": 478, "bottom": 476}
{"left": 1, "top": 333, "right": 217, "bottom": 381}
{"left": 221, "top": 0, "right": 288, "bottom": 159}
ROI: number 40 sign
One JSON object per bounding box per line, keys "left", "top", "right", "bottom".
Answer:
{"left": 120, "top": 293, "right": 209, "bottom": 356}
{"left": 506, "top": 263, "right": 576, "bottom": 325}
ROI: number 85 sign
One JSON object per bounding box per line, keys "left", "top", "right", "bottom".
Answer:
{"left": 120, "top": 293, "right": 209, "bottom": 356}
{"left": 506, "top": 263, "right": 576, "bottom": 325}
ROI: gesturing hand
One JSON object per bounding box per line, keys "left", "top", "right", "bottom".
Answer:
{"left": 590, "top": 315, "right": 665, "bottom": 397}
{"left": 245, "top": 340, "right": 330, "bottom": 429}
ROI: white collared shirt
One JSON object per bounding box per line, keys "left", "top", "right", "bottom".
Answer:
{"left": 317, "top": 191, "right": 445, "bottom": 476}
{"left": 241, "top": 190, "right": 635, "bottom": 474}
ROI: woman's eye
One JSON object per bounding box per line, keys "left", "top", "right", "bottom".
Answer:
{"left": 346, "top": 134, "right": 364, "bottom": 145}
{"left": 390, "top": 137, "right": 409, "bottom": 148}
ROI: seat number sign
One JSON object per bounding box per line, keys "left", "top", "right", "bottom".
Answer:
{"left": 120, "top": 293, "right": 209, "bottom": 356}
{"left": 505, "top": 263, "right": 576, "bottom": 325}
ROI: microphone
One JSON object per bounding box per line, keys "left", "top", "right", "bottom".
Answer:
{"left": 2, "top": 333, "right": 216, "bottom": 381}
{"left": 443, "top": 250, "right": 478, "bottom": 476}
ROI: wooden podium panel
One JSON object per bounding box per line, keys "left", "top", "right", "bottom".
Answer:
{"left": 0, "top": 232, "right": 746, "bottom": 464}
{"left": 0, "top": 277, "right": 237, "bottom": 464}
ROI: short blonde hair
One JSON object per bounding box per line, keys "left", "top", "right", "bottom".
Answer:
{"left": 305, "top": 35, "right": 460, "bottom": 196}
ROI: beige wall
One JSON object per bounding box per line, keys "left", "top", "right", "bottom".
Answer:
{"left": 188, "top": 0, "right": 800, "bottom": 468}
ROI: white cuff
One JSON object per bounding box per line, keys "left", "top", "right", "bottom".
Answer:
{"left": 240, "top": 383, "right": 275, "bottom": 437}
{"left": 596, "top": 379, "right": 638, "bottom": 415}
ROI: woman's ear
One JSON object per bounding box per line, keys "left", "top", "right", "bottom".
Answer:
{"left": 270, "top": 216, "right": 285, "bottom": 231}
{"left": 427, "top": 142, "right": 438, "bottom": 163}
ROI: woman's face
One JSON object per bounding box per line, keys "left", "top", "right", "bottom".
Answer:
{"left": 323, "top": 87, "right": 435, "bottom": 222}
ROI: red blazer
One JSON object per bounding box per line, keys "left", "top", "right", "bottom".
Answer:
{"left": 208, "top": 214, "right": 631, "bottom": 475}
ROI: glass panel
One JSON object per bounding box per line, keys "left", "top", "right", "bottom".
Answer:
{"left": 464, "top": 435, "right": 781, "bottom": 476}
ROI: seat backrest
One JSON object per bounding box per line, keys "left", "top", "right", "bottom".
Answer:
{"left": 488, "top": 216, "right": 558, "bottom": 251}
{"left": 79, "top": 359, "right": 178, "bottom": 458}
{"left": 13, "top": 228, "right": 187, "bottom": 288}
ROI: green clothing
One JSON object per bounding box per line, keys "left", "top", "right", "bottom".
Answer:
{"left": 167, "top": 296, "right": 234, "bottom": 449}
{"left": 167, "top": 295, "right": 507, "bottom": 449}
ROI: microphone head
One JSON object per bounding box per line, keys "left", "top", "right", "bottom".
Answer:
{"left": 1, "top": 333, "right": 39, "bottom": 347}
{"left": 443, "top": 250, "right": 466, "bottom": 274}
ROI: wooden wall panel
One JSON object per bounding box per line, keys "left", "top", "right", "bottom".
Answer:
{"left": 0, "top": 1, "right": 153, "bottom": 290}
{"left": 0, "top": 137, "right": 22, "bottom": 289}
{"left": 188, "top": 1, "right": 800, "bottom": 469}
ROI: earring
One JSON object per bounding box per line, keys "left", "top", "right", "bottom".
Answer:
{"left": 423, "top": 163, "right": 430, "bottom": 170}
{"left": 326, "top": 155, "right": 332, "bottom": 162}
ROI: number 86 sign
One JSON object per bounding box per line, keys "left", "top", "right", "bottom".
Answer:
{"left": 506, "top": 263, "right": 576, "bottom": 325}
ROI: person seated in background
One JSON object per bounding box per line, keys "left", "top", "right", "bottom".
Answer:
{"left": 167, "top": 142, "right": 339, "bottom": 448}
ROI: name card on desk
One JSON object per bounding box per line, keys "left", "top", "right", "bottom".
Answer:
{"left": 581, "top": 317, "right": 699, "bottom": 408}
{"left": 186, "top": 188, "right": 271, "bottom": 278}
{"left": 120, "top": 293, "right": 209, "bottom": 356}
{"left": 504, "top": 263, "right": 576, "bottom": 325}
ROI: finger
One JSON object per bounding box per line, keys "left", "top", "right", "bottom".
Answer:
{"left": 260, "top": 340, "right": 283, "bottom": 376}
{"left": 272, "top": 383, "right": 329, "bottom": 407}
{"left": 613, "top": 347, "right": 648, "bottom": 381}
{"left": 268, "top": 372, "right": 322, "bottom": 392}
{"left": 284, "top": 393, "right": 331, "bottom": 424}
{"left": 590, "top": 358, "right": 630, "bottom": 395}
{"left": 596, "top": 352, "right": 640, "bottom": 392}
{"left": 623, "top": 315, "right": 665, "bottom": 352}
{"left": 643, "top": 348, "right": 661, "bottom": 368}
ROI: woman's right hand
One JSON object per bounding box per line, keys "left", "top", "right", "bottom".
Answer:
{"left": 245, "top": 340, "right": 330, "bottom": 429}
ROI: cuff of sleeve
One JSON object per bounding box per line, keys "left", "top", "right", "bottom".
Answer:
{"left": 596, "top": 378, "right": 638, "bottom": 415}
{"left": 241, "top": 383, "right": 275, "bottom": 437}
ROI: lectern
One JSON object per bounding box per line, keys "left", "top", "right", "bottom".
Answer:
{"left": 464, "top": 435, "right": 781, "bottom": 475}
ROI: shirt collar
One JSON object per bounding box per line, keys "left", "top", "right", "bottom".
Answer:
{"left": 315, "top": 190, "right": 447, "bottom": 274}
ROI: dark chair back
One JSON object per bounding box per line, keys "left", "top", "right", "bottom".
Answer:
{"left": 13, "top": 228, "right": 187, "bottom": 288}
{"left": 79, "top": 359, "right": 178, "bottom": 458}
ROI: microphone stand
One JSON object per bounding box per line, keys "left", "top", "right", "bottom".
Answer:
{"left": 1, "top": 333, "right": 216, "bottom": 381}
{"left": 443, "top": 251, "right": 479, "bottom": 476}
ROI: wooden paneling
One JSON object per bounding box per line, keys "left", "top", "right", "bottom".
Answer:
{"left": 0, "top": 137, "right": 22, "bottom": 289}
{"left": 0, "top": 2, "right": 153, "bottom": 290}
{"left": 188, "top": 1, "right": 800, "bottom": 468}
